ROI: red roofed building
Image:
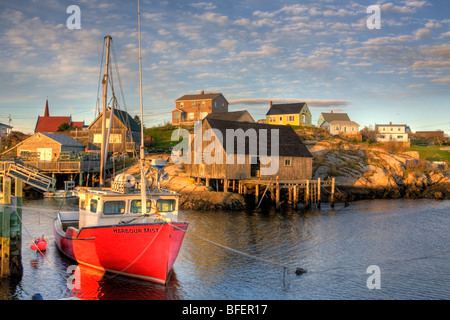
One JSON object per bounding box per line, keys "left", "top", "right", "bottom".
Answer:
{"left": 35, "top": 99, "right": 85, "bottom": 133}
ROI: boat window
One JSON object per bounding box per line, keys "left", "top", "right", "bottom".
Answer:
{"left": 156, "top": 199, "right": 176, "bottom": 212}
{"left": 90, "top": 199, "right": 98, "bottom": 213}
{"left": 103, "top": 201, "right": 126, "bottom": 215}
{"left": 130, "top": 200, "right": 151, "bottom": 214}
{"left": 80, "top": 200, "right": 86, "bottom": 210}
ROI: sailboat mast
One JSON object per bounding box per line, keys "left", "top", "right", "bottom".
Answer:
{"left": 100, "top": 35, "right": 112, "bottom": 187}
{"left": 138, "top": 0, "right": 147, "bottom": 213}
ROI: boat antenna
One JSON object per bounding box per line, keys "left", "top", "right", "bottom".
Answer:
{"left": 100, "top": 35, "right": 112, "bottom": 187}
{"left": 138, "top": 0, "right": 147, "bottom": 214}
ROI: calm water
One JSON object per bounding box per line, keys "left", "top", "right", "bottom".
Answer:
{"left": 1, "top": 197, "right": 449, "bottom": 300}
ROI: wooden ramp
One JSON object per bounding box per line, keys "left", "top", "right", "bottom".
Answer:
{"left": 6, "top": 162, "right": 56, "bottom": 192}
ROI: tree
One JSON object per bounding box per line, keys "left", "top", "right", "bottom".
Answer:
{"left": 57, "top": 122, "right": 71, "bottom": 132}
{"left": 134, "top": 115, "right": 144, "bottom": 129}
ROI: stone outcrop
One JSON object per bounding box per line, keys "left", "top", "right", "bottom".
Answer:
{"left": 309, "top": 140, "right": 450, "bottom": 200}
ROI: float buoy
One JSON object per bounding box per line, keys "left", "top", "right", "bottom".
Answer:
{"left": 31, "top": 237, "right": 47, "bottom": 251}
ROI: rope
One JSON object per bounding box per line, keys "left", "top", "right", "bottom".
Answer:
{"left": 168, "top": 221, "right": 303, "bottom": 275}
{"left": 12, "top": 210, "right": 71, "bottom": 281}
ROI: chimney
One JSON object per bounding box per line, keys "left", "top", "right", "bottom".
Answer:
{"left": 390, "top": 121, "right": 392, "bottom": 125}
{"left": 44, "top": 99, "right": 49, "bottom": 117}
{"left": 200, "top": 90, "right": 204, "bottom": 95}
{"left": 331, "top": 110, "right": 333, "bottom": 114}
{"left": 270, "top": 101, "right": 272, "bottom": 108}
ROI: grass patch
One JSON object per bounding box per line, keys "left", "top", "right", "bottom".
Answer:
{"left": 410, "top": 145, "right": 450, "bottom": 162}
{"left": 145, "top": 124, "right": 193, "bottom": 149}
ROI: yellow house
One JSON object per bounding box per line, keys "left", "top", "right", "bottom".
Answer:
{"left": 265, "top": 102, "right": 312, "bottom": 127}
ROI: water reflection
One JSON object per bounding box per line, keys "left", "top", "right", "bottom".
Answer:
{"left": 2, "top": 198, "right": 449, "bottom": 299}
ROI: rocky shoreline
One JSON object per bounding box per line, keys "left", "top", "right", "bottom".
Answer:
{"left": 125, "top": 144, "right": 450, "bottom": 211}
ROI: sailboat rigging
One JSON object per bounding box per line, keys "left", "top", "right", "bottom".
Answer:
{"left": 52, "top": 1, "right": 188, "bottom": 285}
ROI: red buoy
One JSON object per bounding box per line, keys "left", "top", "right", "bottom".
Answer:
{"left": 31, "top": 238, "right": 47, "bottom": 251}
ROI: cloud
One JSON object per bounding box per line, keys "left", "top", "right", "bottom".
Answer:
{"left": 229, "top": 98, "right": 350, "bottom": 108}
{"left": 414, "top": 28, "right": 431, "bottom": 40}
{"left": 380, "top": 3, "right": 416, "bottom": 14}
{"left": 412, "top": 60, "right": 450, "bottom": 69}
{"left": 190, "top": 2, "right": 217, "bottom": 10}
{"left": 431, "top": 78, "right": 450, "bottom": 83}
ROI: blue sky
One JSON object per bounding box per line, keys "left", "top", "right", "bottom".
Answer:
{"left": 0, "top": 0, "right": 449, "bottom": 134}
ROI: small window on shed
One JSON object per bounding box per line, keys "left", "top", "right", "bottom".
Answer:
{"left": 284, "top": 158, "right": 292, "bottom": 167}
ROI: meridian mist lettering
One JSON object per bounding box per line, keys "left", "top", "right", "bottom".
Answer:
{"left": 171, "top": 121, "right": 280, "bottom": 175}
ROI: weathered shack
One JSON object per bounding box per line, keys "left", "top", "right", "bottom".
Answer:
{"left": 88, "top": 107, "right": 140, "bottom": 154}
{"left": 184, "top": 118, "right": 313, "bottom": 181}
{"left": 16, "top": 132, "right": 85, "bottom": 161}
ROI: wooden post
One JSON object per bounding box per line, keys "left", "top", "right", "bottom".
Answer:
{"left": 255, "top": 184, "right": 259, "bottom": 205}
{"left": 305, "top": 180, "right": 310, "bottom": 208}
{"left": 317, "top": 178, "right": 321, "bottom": 209}
{"left": 293, "top": 185, "right": 298, "bottom": 208}
{"left": 275, "top": 176, "right": 280, "bottom": 210}
{"left": 232, "top": 180, "right": 235, "bottom": 192}
{"left": 224, "top": 179, "right": 228, "bottom": 192}
{"left": 331, "top": 177, "right": 335, "bottom": 208}
{"left": 205, "top": 178, "right": 210, "bottom": 187}
{"left": 1, "top": 177, "right": 11, "bottom": 278}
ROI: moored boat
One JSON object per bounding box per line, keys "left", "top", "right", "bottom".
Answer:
{"left": 52, "top": 2, "right": 188, "bottom": 285}
{"left": 53, "top": 175, "right": 188, "bottom": 284}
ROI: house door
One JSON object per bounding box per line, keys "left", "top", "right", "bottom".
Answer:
{"left": 37, "top": 148, "right": 52, "bottom": 161}
{"left": 250, "top": 157, "right": 260, "bottom": 177}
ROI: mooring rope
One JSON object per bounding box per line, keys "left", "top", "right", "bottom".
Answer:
{"left": 168, "top": 221, "right": 306, "bottom": 278}
{"left": 12, "top": 211, "right": 71, "bottom": 281}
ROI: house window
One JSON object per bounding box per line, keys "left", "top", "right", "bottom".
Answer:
{"left": 279, "top": 116, "right": 283, "bottom": 122}
{"left": 174, "top": 112, "right": 180, "bottom": 119}
{"left": 397, "top": 135, "right": 403, "bottom": 139}
{"left": 180, "top": 103, "right": 184, "bottom": 108}
{"left": 301, "top": 114, "right": 306, "bottom": 124}
{"left": 187, "top": 112, "right": 194, "bottom": 120}
{"left": 284, "top": 158, "right": 292, "bottom": 166}
{"left": 202, "top": 101, "right": 205, "bottom": 106}
{"left": 287, "top": 115, "right": 295, "bottom": 122}
{"left": 269, "top": 116, "right": 276, "bottom": 122}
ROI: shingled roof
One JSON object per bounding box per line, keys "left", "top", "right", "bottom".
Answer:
{"left": 205, "top": 110, "right": 254, "bottom": 122}
{"left": 320, "top": 112, "right": 350, "bottom": 122}
{"left": 39, "top": 132, "right": 85, "bottom": 147}
{"left": 266, "top": 103, "right": 308, "bottom": 116}
{"left": 204, "top": 118, "right": 312, "bottom": 158}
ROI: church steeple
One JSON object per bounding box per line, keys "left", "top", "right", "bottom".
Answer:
{"left": 44, "top": 98, "right": 49, "bottom": 117}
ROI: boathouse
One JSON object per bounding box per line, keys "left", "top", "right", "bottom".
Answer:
{"left": 87, "top": 107, "right": 140, "bottom": 154}
{"left": 184, "top": 118, "right": 313, "bottom": 182}
{"left": 16, "top": 132, "right": 86, "bottom": 161}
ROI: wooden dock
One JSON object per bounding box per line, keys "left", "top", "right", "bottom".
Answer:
{"left": 0, "top": 175, "right": 23, "bottom": 279}
{"left": 238, "top": 177, "right": 335, "bottom": 209}
{"left": 196, "top": 176, "right": 336, "bottom": 209}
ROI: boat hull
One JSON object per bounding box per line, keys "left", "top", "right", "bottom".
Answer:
{"left": 53, "top": 220, "right": 188, "bottom": 285}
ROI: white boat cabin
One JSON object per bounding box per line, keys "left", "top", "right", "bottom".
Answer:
{"left": 76, "top": 186, "right": 179, "bottom": 229}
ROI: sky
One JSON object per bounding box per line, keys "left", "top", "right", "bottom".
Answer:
{"left": 0, "top": 0, "right": 449, "bottom": 135}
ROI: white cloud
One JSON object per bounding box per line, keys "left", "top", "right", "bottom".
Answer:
{"left": 229, "top": 98, "right": 350, "bottom": 108}
{"left": 431, "top": 77, "right": 450, "bottom": 83}
{"left": 414, "top": 28, "right": 431, "bottom": 40}
{"left": 190, "top": 2, "right": 217, "bottom": 10}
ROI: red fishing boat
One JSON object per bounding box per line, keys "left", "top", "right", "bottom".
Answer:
{"left": 53, "top": 179, "right": 188, "bottom": 284}
{"left": 53, "top": 5, "right": 188, "bottom": 285}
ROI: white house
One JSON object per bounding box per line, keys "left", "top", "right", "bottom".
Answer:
{"left": 375, "top": 123, "right": 409, "bottom": 143}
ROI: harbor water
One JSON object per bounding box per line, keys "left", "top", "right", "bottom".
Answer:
{"left": 1, "top": 198, "right": 449, "bottom": 300}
